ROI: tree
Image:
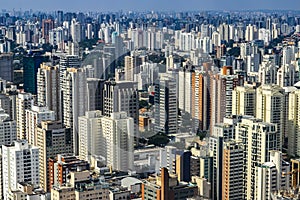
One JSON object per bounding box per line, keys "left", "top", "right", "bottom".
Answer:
{"left": 148, "top": 134, "right": 170, "bottom": 147}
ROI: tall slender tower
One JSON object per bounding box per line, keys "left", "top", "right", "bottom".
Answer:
{"left": 2, "top": 140, "right": 39, "bottom": 199}
{"left": 236, "top": 117, "right": 280, "bottom": 199}
{"left": 154, "top": 74, "right": 178, "bottom": 135}
{"left": 61, "top": 68, "right": 87, "bottom": 155}
{"left": 288, "top": 90, "right": 300, "bottom": 157}
{"left": 103, "top": 81, "right": 139, "bottom": 140}
{"left": 37, "top": 63, "right": 61, "bottom": 120}
{"left": 36, "top": 121, "right": 72, "bottom": 192}
{"left": 78, "top": 111, "right": 104, "bottom": 162}
{"left": 16, "top": 93, "right": 33, "bottom": 139}
{"left": 256, "top": 84, "right": 284, "bottom": 149}
{"left": 101, "top": 112, "right": 134, "bottom": 171}
{"left": 222, "top": 140, "right": 244, "bottom": 200}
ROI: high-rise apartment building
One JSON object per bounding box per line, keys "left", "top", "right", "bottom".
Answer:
{"left": 78, "top": 111, "right": 104, "bottom": 162}
{"left": 2, "top": 140, "right": 39, "bottom": 199}
{"left": 37, "top": 63, "right": 61, "bottom": 120}
{"left": 222, "top": 140, "right": 244, "bottom": 200}
{"left": 42, "top": 19, "right": 54, "bottom": 43}
{"left": 61, "top": 68, "right": 87, "bottom": 155}
{"left": 36, "top": 121, "right": 72, "bottom": 192}
{"left": 256, "top": 84, "right": 284, "bottom": 148}
{"left": 288, "top": 90, "right": 300, "bottom": 157}
{"left": 103, "top": 81, "right": 139, "bottom": 139}
{"left": 194, "top": 69, "right": 210, "bottom": 131}
{"left": 210, "top": 66, "right": 243, "bottom": 131}
{"left": 232, "top": 84, "right": 256, "bottom": 116}
{"left": 124, "top": 55, "right": 145, "bottom": 81}
{"left": 26, "top": 106, "right": 55, "bottom": 146}
{"left": 236, "top": 117, "right": 280, "bottom": 200}
{"left": 0, "top": 53, "right": 13, "bottom": 82}
{"left": 70, "top": 19, "right": 83, "bottom": 43}
{"left": 154, "top": 74, "right": 178, "bottom": 135}
{"left": 178, "top": 62, "right": 195, "bottom": 116}
{"left": 277, "top": 64, "right": 298, "bottom": 87}
{"left": 256, "top": 151, "right": 290, "bottom": 200}
{"left": 100, "top": 112, "right": 134, "bottom": 171}
{"left": 16, "top": 93, "right": 33, "bottom": 140}
{"left": 0, "top": 109, "right": 16, "bottom": 145}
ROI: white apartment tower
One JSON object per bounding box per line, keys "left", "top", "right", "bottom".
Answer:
{"left": 178, "top": 62, "right": 194, "bottom": 116}
{"left": 61, "top": 68, "right": 87, "bottom": 155}
{"left": 101, "top": 112, "right": 134, "bottom": 171}
{"left": 256, "top": 151, "right": 290, "bottom": 200}
{"left": 2, "top": 140, "right": 39, "bottom": 199}
{"left": 37, "top": 63, "right": 60, "bottom": 120}
{"left": 25, "top": 106, "right": 55, "bottom": 146}
{"left": 277, "top": 64, "right": 298, "bottom": 87}
{"left": 78, "top": 110, "right": 104, "bottom": 163}
{"left": 16, "top": 93, "right": 33, "bottom": 140}
{"left": 232, "top": 84, "right": 256, "bottom": 116}
{"left": 256, "top": 84, "right": 284, "bottom": 149}
{"left": 288, "top": 90, "right": 300, "bottom": 157}
{"left": 235, "top": 117, "right": 280, "bottom": 200}
{"left": 258, "top": 61, "right": 277, "bottom": 85}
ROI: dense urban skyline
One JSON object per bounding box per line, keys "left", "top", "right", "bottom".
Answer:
{"left": 2, "top": 0, "right": 300, "bottom": 12}
{"left": 0, "top": 5, "right": 300, "bottom": 199}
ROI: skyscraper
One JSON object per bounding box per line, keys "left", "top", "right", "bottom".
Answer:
{"left": 70, "top": 19, "right": 83, "bottom": 43}
{"left": 59, "top": 55, "right": 80, "bottom": 85}
{"left": 2, "top": 140, "right": 39, "bottom": 199}
{"left": 232, "top": 84, "right": 256, "bottom": 116}
{"left": 36, "top": 121, "right": 72, "bottom": 192}
{"left": 222, "top": 140, "right": 244, "bottom": 200}
{"left": 23, "top": 55, "right": 47, "bottom": 94}
{"left": 37, "top": 63, "right": 61, "bottom": 120}
{"left": 103, "top": 80, "right": 139, "bottom": 137}
{"left": 124, "top": 55, "right": 145, "bottom": 81}
{"left": 0, "top": 109, "right": 16, "bottom": 146}
{"left": 178, "top": 62, "right": 195, "bottom": 118}
{"left": 288, "top": 90, "right": 300, "bottom": 157}
{"left": 236, "top": 117, "right": 280, "bottom": 199}
{"left": 61, "top": 68, "right": 87, "bottom": 155}
{"left": 154, "top": 74, "right": 178, "bottom": 135}
{"left": 210, "top": 66, "right": 243, "bottom": 131}
{"left": 194, "top": 69, "right": 211, "bottom": 131}
{"left": 256, "top": 84, "right": 284, "bottom": 148}
{"left": 42, "top": 19, "right": 54, "bottom": 43}
{"left": 16, "top": 93, "right": 33, "bottom": 139}
{"left": 25, "top": 106, "right": 55, "bottom": 146}
{"left": 0, "top": 53, "right": 13, "bottom": 82}
{"left": 101, "top": 112, "right": 134, "bottom": 171}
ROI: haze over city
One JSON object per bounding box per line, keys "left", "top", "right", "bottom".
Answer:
{"left": 2, "top": 0, "right": 300, "bottom": 11}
